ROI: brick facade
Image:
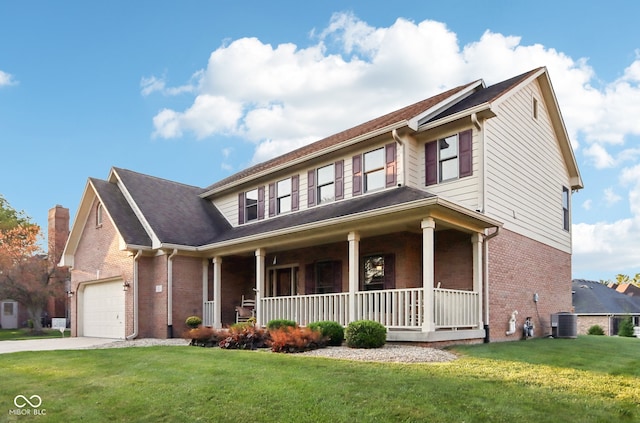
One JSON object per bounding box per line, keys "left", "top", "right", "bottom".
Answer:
{"left": 486, "top": 228, "right": 572, "bottom": 341}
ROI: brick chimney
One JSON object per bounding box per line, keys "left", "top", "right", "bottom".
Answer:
{"left": 47, "top": 205, "right": 70, "bottom": 321}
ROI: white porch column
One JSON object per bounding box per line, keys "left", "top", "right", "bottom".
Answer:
{"left": 212, "top": 256, "right": 222, "bottom": 329}
{"left": 472, "top": 233, "right": 484, "bottom": 327}
{"left": 255, "top": 248, "right": 266, "bottom": 325}
{"left": 348, "top": 231, "right": 360, "bottom": 323}
{"left": 422, "top": 218, "right": 435, "bottom": 332}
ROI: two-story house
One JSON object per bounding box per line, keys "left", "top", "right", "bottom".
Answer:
{"left": 61, "top": 67, "right": 582, "bottom": 344}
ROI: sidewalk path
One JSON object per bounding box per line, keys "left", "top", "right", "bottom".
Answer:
{"left": 0, "top": 337, "right": 117, "bottom": 354}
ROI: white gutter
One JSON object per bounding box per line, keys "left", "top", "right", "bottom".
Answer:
{"left": 126, "top": 250, "right": 142, "bottom": 340}
{"left": 167, "top": 248, "right": 178, "bottom": 337}
{"left": 392, "top": 129, "right": 407, "bottom": 187}
{"left": 483, "top": 227, "right": 501, "bottom": 336}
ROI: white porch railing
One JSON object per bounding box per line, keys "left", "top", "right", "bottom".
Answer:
{"left": 434, "top": 288, "right": 479, "bottom": 329}
{"left": 203, "top": 301, "right": 215, "bottom": 327}
{"left": 261, "top": 293, "right": 350, "bottom": 326}
{"left": 258, "top": 287, "right": 479, "bottom": 331}
{"left": 355, "top": 288, "right": 424, "bottom": 329}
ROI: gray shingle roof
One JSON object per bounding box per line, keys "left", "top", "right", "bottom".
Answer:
{"left": 113, "top": 168, "right": 231, "bottom": 246}
{"left": 572, "top": 279, "right": 640, "bottom": 314}
{"left": 91, "top": 178, "right": 152, "bottom": 247}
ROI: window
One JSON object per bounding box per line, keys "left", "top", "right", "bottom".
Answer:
{"left": 562, "top": 186, "right": 570, "bottom": 231}
{"left": 245, "top": 189, "right": 258, "bottom": 222}
{"left": 96, "top": 203, "right": 103, "bottom": 227}
{"left": 277, "top": 179, "right": 291, "bottom": 214}
{"left": 361, "top": 254, "right": 395, "bottom": 291}
{"left": 317, "top": 164, "right": 335, "bottom": 204}
{"left": 364, "top": 148, "right": 385, "bottom": 192}
{"left": 308, "top": 161, "right": 343, "bottom": 207}
{"left": 439, "top": 135, "right": 459, "bottom": 182}
{"left": 425, "top": 130, "right": 472, "bottom": 186}
{"left": 305, "top": 260, "right": 342, "bottom": 294}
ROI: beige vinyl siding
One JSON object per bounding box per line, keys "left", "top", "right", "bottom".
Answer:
{"left": 484, "top": 80, "right": 571, "bottom": 252}
{"left": 416, "top": 127, "right": 482, "bottom": 211}
{"left": 211, "top": 139, "right": 396, "bottom": 227}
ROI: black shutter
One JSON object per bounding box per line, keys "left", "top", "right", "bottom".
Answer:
{"left": 292, "top": 175, "right": 299, "bottom": 211}
{"left": 268, "top": 182, "right": 276, "bottom": 217}
{"left": 425, "top": 141, "right": 438, "bottom": 186}
{"left": 305, "top": 263, "right": 315, "bottom": 294}
{"left": 385, "top": 142, "right": 397, "bottom": 187}
{"left": 352, "top": 154, "right": 362, "bottom": 196}
{"left": 307, "top": 169, "right": 316, "bottom": 207}
{"left": 383, "top": 254, "right": 395, "bottom": 290}
{"left": 335, "top": 160, "right": 344, "bottom": 200}
{"left": 459, "top": 129, "right": 473, "bottom": 178}
{"left": 257, "top": 186, "right": 265, "bottom": 220}
{"left": 238, "top": 192, "right": 245, "bottom": 224}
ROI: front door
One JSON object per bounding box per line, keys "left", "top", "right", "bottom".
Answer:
{"left": 1, "top": 301, "right": 18, "bottom": 329}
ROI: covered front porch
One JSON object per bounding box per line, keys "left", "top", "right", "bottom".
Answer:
{"left": 201, "top": 202, "right": 499, "bottom": 342}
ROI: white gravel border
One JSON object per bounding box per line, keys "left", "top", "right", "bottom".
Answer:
{"left": 88, "top": 338, "right": 457, "bottom": 363}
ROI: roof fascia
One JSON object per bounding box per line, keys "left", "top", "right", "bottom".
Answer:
{"left": 407, "top": 80, "right": 485, "bottom": 131}
{"left": 195, "top": 194, "right": 502, "bottom": 254}
{"left": 60, "top": 180, "right": 95, "bottom": 267}
{"left": 200, "top": 121, "right": 408, "bottom": 198}
{"left": 109, "top": 168, "right": 162, "bottom": 248}
{"left": 417, "top": 103, "right": 496, "bottom": 132}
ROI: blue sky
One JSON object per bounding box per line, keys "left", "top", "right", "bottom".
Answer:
{"left": 1, "top": 1, "right": 639, "bottom": 281}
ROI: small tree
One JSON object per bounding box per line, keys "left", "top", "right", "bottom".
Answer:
{"left": 618, "top": 316, "right": 635, "bottom": 337}
{"left": 0, "top": 197, "right": 64, "bottom": 334}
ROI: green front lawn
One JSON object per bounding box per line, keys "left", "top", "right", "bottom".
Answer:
{"left": 0, "top": 328, "right": 70, "bottom": 341}
{"left": 0, "top": 336, "right": 638, "bottom": 422}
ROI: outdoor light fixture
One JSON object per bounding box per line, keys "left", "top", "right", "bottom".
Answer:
{"left": 66, "top": 290, "right": 74, "bottom": 298}
{"left": 123, "top": 281, "right": 130, "bottom": 291}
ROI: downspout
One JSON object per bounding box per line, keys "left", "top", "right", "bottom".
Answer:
{"left": 126, "top": 250, "right": 142, "bottom": 340}
{"left": 483, "top": 226, "right": 500, "bottom": 342}
{"left": 392, "top": 129, "right": 407, "bottom": 187}
{"left": 167, "top": 249, "right": 178, "bottom": 338}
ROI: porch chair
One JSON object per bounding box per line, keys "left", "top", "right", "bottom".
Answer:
{"left": 235, "top": 295, "right": 256, "bottom": 323}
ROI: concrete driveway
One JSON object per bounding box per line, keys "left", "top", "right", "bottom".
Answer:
{"left": 0, "top": 337, "right": 117, "bottom": 354}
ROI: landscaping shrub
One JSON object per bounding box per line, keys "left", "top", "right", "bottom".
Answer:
{"left": 269, "top": 326, "right": 326, "bottom": 353}
{"left": 308, "top": 321, "right": 344, "bottom": 346}
{"left": 183, "top": 326, "right": 220, "bottom": 347}
{"left": 266, "top": 319, "right": 297, "bottom": 331}
{"left": 345, "top": 320, "right": 387, "bottom": 349}
{"left": 219, "top": 323, "right": 269, "bottom": 350}
{"left": 618, "top": 316, "right": 635, "bottom": 337}
{"left": 587, "top": 325, "right": 605, "bottom": 336}
{"left": 185, "top": 316, "right": 202, "bottom": 329}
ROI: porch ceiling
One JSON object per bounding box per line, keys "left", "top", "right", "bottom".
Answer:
{"left": 199, "top": 186, "right": 502, "bottom": 256}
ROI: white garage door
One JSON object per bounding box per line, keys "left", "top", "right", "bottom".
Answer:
{"left": 82, "top": 281, "right": 125, "bottom": 339}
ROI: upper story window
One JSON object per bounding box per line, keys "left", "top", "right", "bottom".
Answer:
{"left": 245, "top": 189, "right": 259, "bottom": 222}
{"left": 269, "top": 176, "right": 299, "bottom": 217}
{"left": 352, "top": 143, "right": 397, "bottom": 196}
{"left": 439, "top": 135, "right": 459, "bottom": 182}
{"left": 307, "top": 161, "right": 343, "bottom": 207}
{"left": 562, "top": 186, "right": 570, "bottom": 231}
{"left": 364, "top": 148, "right": 385, "bottom": 192}
{"left": 238, "top": 187, "right": 265, "bottom": 224}
{"left": 277, "top": 179, "right": 292, "bottom": 214}
{"left": 317, "top": 164, "right": 335, "bottom": 204}
{"left": 425, "top": 129, "right": 472, "bottom": 186}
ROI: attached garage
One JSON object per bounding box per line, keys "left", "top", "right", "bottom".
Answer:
{"left": 80, "top": 280, "right": 125, "bottom": 339}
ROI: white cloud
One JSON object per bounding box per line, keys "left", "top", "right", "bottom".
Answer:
{"left": 146, "top": 12, "right": 640, "bottom": 276}
{"left": 0, "top": 70, "right": 17, "bottom": 87}
{"left": 603, "top": 187, "right": 622, "bottom": 206}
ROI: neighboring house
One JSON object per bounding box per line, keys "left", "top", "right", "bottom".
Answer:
{"left": 572, "top": 279, "right": 640, "bottom": 335}
{"left": 62, "top": 67, "right": 583, "bottom": 344}
{"left": 1, "top": 205, "right": 69, "bottom": 329}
